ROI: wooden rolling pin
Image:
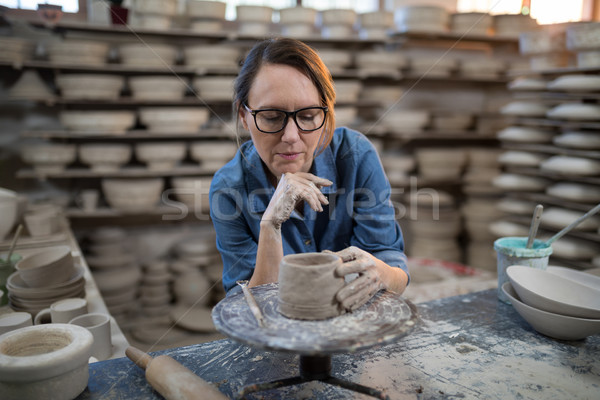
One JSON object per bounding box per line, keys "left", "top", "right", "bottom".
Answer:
{"left": 126, "top": 346, "right": 228, "bottom": 400}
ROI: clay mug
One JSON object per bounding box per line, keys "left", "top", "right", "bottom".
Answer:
{"left": 278, "top": 252, "right": 345, "bottom": 320}
{"left": 69, "top": 312, "right": 112, "bottom": 361}
{"left": 76, "top": 189, "right": 99, "bottom": 212}
{"left": 0, "top": 311, "right": 32, "bottom": 334}
{"left": 34, "top": 298, "right": 88, "bottom": 325}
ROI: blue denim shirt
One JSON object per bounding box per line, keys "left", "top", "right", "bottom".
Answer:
{"left": 209, "top": 127, "right": 408, "bottom": 295}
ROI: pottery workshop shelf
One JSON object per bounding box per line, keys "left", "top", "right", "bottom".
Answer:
{"left": 17, "top": 165, "right": 218, "bottom": 180}
{"left": 504, "top": 166, "right": 600, "bottom": 185}
{"left": 390, "top": 30, "right": 520, "bottom": 46}
{"left": 509, "top": 65, "right": 600, "bottom": 77}
{"left": 64, "top": 206, "right": 188, "bottom": 218}
{"left": 0, "top": 59, "right": 200, "bottom": 75}
{"left": 511, "top": 117, "right": 600, "bottom": 131}
{"left": 510, "top": 192, "right": 599, "bottom": 212}
{"left": 501, "top": 143, "right": 600, "bottom": 160}
{"left": 512, "top": 91, "right": 600, "bottom": 102}
{"left": 22, "top": 129, "right": 236, "bottom": 140}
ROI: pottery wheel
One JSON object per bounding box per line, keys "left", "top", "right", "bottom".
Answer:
{"left": 212, "top": 283, "right": 417, "bottom": 355}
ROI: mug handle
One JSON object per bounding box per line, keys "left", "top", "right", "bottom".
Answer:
{"left": 34, "top": 308, "right": 52, "bottom": 325}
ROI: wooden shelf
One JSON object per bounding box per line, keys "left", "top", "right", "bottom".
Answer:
{"left": 0, "top": 59, "right": 201, "bottom": 74}
{"left": 511, "top": 91, "right": 600, "bottom": 102}
{"left": 504, "top": 166, "right": 600, "bottom": 185}
{"left": 64, "top": 205, "right": 200, "bottom": 218}
{"left": 501, "top": 143, "right": 600, "bottom": 160}
{"left": 17, "top": 165, "right": 217, "bottom": 179}
{"left": 21, "top": 129, "right": 236, "bottom": 139}
{"left": 509, "top": 66, "right": 600, "bottom": 77}
{"left": 390, "top": 30, "right": 519, "bottom": 45}
{"left": 506, "top": 192, "right": 597, "bottom": 212}
{"left": 510, "top": 117, "right": 600, "bottom": 130}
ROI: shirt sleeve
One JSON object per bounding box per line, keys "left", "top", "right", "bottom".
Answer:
{"left": 346, "top": 135, "right": 409, "bottom": 281}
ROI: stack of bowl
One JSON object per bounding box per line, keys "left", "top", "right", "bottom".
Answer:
{"left": 519, "top": 25, "right": 569, "bottom": 71}
{"left": 314, "top": 48, "right": 352, "bottom": 75}
{"left": 170, "top": 176, "right": 212, "bottom": 215}
{"left": 493, "top": 14, "right": 537, "bottom": 38}
{"left": 134, "top": 142, "right": 187, "bottom": 171}
{"left": 416, "top": 148, "right": 466, "bottom": 181}
{"left": 129, "top": 76, "right": 187, "bottom": 101}
{"left": 20, "top": 143, "right": 76, "bottom": 174}
{"left": 85, "top": 228, "right": 140, "bottom": 318}
{"left": 334, "top": 79, "right": 362, "bottom": 104}
{"left": 0, "top": 36, "right": 34, "bottom": 65}
{"left": 355, "top": 49, "right": 407, "bottom": 79}
{"left": 450, "top": 12, "right": 492, "bottom": 36}
{"left": 236, "top": 5, "right": 273, "bottom": 36}
{"left": 380, "top": 151, "right": 415, "bottom": 187}
{"left": 358, "top": 10, "right": 393, "bottom": 40}
{"left": 191, "top": 76, "right": 235, "bottom": 102}
{"left": 59, "top": 110, "right": 136, "bottom": 135}
{"left": 8, "top": 70, "right": 54, "bottom": 101}
{"left": 189, "top": 140, "right": 237, "bottom": 171}
{"left": 394, "top": 5, "right": 448, "bottom": 33}
{"left": 183, "top": 45, "right": 240, "bottom": 71}
{"left": 130, "top": 0, "right": 177, "bottom": 30}
{"left": 503, "top": 265, "right": 600, "bottom": 340}
{"left": 56, "top": 74, "right": 124, "bottom": 100}
{"left": 117, "top": 42, "right": 178, "bottom": 68}
{"left": 45, "top": 39, "right": 109, "bottom": 66}
{"left": 79, "top": 143, "right": 132, "bottom": 172}
{"left": 101, "top": 178, "right": 165, "bottom": 212}
{"left": 279, "top": 6, "right": 317, "bottom": 37}
{"left": 7, "top": 246, "right": 84, "bottom": 317}
{"left": 187, "top": 0, "right": 227, "bottom": 32}
{"left": 567, "top": 22, "right": 600, "bottom": 68}
{"left": 320, "top": 8, "right": 356, "bottom": 39}
{"left": 138, "top": 260, "right": 173, "bottom": 318}
{"left": 139, "top": 107, "right": 209, "bottom": 133}
{"left": 0, "top": 188, "right": 18, "bottom": 242}
{"left": 173, "top": 228, "right": 222, "bottom": 290}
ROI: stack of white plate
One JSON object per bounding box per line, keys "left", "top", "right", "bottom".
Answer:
{"left": 380, "top": 109, "right": 429, "bottom": 136}
{"left": 463, "top": 148, "right": 502, "bottom": 195}
{"left": 187, "top": 0, "right": 227, "bottom": 32}
{"left": 129, "top": 76, "right": 187, "bottom": 101}
{"left": 498, "top": 151, "right": 547, "bottom": 168}
{"left": 85, "top": 228, "right": 140, "bottom": 318}
{"left": 118, "top": 42, "right": 178, "bottom": 68}
{"left": 496, "top": 126, "right": 555, "bottom": 144}
{"left": 541, "top": 207, "right": 600, "bottom": 233}
{"left": 183, "top": 45, "right": 240, "bottom": 70}
{"left": 493, "top": 14, "right": 537, "bottom": 38}
{"left": 547, "top": 75, "right": 600, "bottom": 92}
{"left": 492, "top": 173, "right": 549, "bottom": 192}
{"left": 320, "top": 8, "right": 357, "bottom": 39}
{"left": 130, "top": 0, "right": 177, "bottom": 30}
{"left": 191, "top": 76, "right": 235, "bottom": 102}
{"left": 462, "top": 198, "right": 504, "bottom": 271}
{"left": 409, "top": 53, "right": 457, "bottom": 78}
{"left": 416, "top": 148, "right": 466, "bottom": 181}
{"left": 405, "top": 190, "right": 463, "bottom": 263}
{"left": 546, "top": 182, "right": 600, "bottom": 203}
{"left": 566, "top": 22, "right": 600, "bottom": 68}
{"left": 78, "top": 143, "right": 132, "bottom": 172}
{"left": 540, "top": 155, "right": 600, "bottom": 176}
{"left": 236, "top": 5, "right": 273, "bottom": 36}
{"left": 173, "top": 228, "right": 221, "bottom": 284}
{"left": 170, "top": 176, "right": 212, "bottom": 214}
{"left": 59, "top": 110, "right": 136, "bottom": 135}
{"left": 508, "top": 77, "right": 548, "bottom": 91}
{"left": 20, "top": 143, "right": 76, "bottom": 174}
{"left": 138, "top": 260, "right": 173, "bottom": 318}
{"left": 46, "top": 39, "right": 109, "bottom": 66}
{"left": 500, "top": 101, "right": 550, "bottom": 117}
{"left": 380, "top": 152, "right": 415, "bottom": 187}
{"left": 553, "top": 131, "right": 600, "bottom": 149}
{"left": 0, "top": 36, "right": 35, "bottom": 65}
{"left": 56, "top": 74, "right": 124, "bottom": 100}
{"left": 546, "top": 103, "right": 600, "bottom": 121}
{"left": 503, "top": 266, "right": 600, "bottom": 340}
{"left": 139, "top": 107, "right": 209, "bottom": 133}
{"left": 135, "top": 142, "right": 187, "bottom": 171}
{"left": 279, "top": 6, "right": 317, "bottom": 37}
{"left": 450, "top": 12, "right": 492, "bottom": 36}
{"left": 101, "top": 178, "right": 165, "bottom": 212}
{"left": 8, "top": 70, "right": 54, "bottom": 101}
{"left": 358, "top": 10, "right": 393, "bottom": 40}
{"left": 394, "top": 5, "right": 448, "bottom": 33}
{"left": 355, "top": 50, "right": 407, "bottom": 79}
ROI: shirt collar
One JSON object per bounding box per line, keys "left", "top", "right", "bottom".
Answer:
{"left": 243, "top": 142, "right": 338, "bottom": 214}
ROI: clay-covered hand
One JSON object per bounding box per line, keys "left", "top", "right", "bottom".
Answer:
{"left": 262, "top": 172, "right": 332, "bottom": 229}
{"left": 329, "top": 246, "right": 385, "bottom": 312}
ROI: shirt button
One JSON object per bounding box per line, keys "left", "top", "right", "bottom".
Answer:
{"left": 304, "top": 239, "right": 311, "bottom": 245}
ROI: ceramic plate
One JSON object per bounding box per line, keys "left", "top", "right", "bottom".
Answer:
{"left": 502, "top": 282, "right": 600, "bottom": 340}
{"left": 546, "top": 103, "right": 600, "bottom": 120}
{"left": 540, "top": 155, "right": 600, "bottom": 176}
{"left": 553, "top": 131, "right": 600, "bottom": 149}
{"left": 547, "top": 75, "right": 600, "bottom": 92}
{"left": 500, "top": 101, "right": 549, "bottom": 117}
{"left": 498, "top": 151, "right": 546, "bottom": 167}
{"left": 551, "top": 237, "right": 598, "bottom": 260}
{"left": 492, "top": 174, "right": 549, "bottom": 191}
{"left": 546, "top": 266, "right": 600, "bottom": 291}
{"left": 507, "top": 265, "right": 600, "bottom": 319}
{"left": 540, "top": 207, "right": 600, "bottom": 231}
{"left": 496, "top": 126, "right": 555, "bottom": 143}
{"left": 546, "top": 182, "right": 600, "bottom": 202}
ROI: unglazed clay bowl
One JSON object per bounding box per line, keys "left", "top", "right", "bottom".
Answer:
{"left": 183, "top": 45, "right": 240, "bottom": 69}
{"left": 507, "top": 265, "right": 600, "bottom": 319}
{"left": 0, "top": 324, "right": 93, "bottom": 400}
{"left": 129, "top": 76, "right": 187, "bottom": 101}
{"left": 56, "top": 74, "right": 124, "bottom": 100}
{"left": 546, "top": 266, "right": 600, "bottom": 291}
{"left": 502, "top": 282, "right": 600, "bottom": 341}
{"left": 15, "top": 245, "right": 74, "bottom": 288}
{"left": 101, "top": 178, "right": 164, "bottom": 211}
{"left": 187, "top": 0, "right": 227, "bottom": 19}
{"left": 78, "top": 143, "right": 132, "bottom": 172}
{"left": 278, "top": 252, "right": 345, "bottom": 320}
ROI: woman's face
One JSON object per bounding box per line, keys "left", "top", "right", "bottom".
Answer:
{"left": 240, "top": 63, "right": 324, "bottom": 180}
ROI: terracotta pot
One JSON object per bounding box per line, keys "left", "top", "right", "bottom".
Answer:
{"left": 278, "top": 252, "right": 344, "bottom": 320}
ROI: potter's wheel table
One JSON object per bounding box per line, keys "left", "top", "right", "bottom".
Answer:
{"left": 212, "top": 283, "right": 418, "bottom": 399}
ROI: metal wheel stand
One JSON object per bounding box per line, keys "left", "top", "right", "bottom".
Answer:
{"left": 237, "top": 354, "right": 390, "bottom": 400}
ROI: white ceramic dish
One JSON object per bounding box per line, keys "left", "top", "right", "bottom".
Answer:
{"left": 546, "top": 182, "right": 600, "bottom": 202}
{"left": 546, "top": 266, "right": 600, "bottom": 291}
{"left": 502, "top": 282, "right": 600, "bottom": 341}
{"left": 236, "top": 5, "right": 272, "bottom": 23}
{"left": 139, "top": 107, "right": 209, "bottom": 133}
{"left": 551, "top": 237, "right": 598, "bottom": 260}
{"left": 507, "top": 265, "right": 600, "bottom": 319}
{"left": 541, "top": 207, "right": 600, "bottom": 232}
{"left": 553, "top": 131, "right": 600, "bottom": 149}
{"left": 78, "top": 143, "right": 132, "bottom": 172}
{"left": 101, "top": 178, "right": 164, "bottom": 211}
{"left": 500, "top": 101, "right": 549, "bottom": 117}
{"left": 321, "top": 8, "right": 356, "bottom": 26}
{"left": 279, "top": 6, "right": 317, "bottom": 25}
{"left": 60, "top": 111, "right": 135, "bottom": 134}
{"left": 546, "top": 103, "right": 600, "bottom": 121}
{"left": 496, "top": 126, "right": 555, "bottom": 144}
{"left": 547, "top": 75, "right": 600, "bottom": 92}
{"left": 134, "top": 142, "right": 187, "bottom": 170}
{"left": 508, "top": 77, "right": 547, "bottom": 91}
{"left": 492, "top": 174, "right": 549, "bottom": 191}
{"left": 359, "top": 11, "right": 393, "bottom": 28}
{"left": 540, "top": 155, "right": 600, "bottom": 176}
{"left": 129, "top": 76, "right": 187, "bottom": 101}
{"left": 118, "top": 43, "right": 178, "bottom": 67}
{"left": 187, "top": 0, "right": 226, "bottom": 19}
{"left": 498, "top": 151, "right": 546, "bottom": 167}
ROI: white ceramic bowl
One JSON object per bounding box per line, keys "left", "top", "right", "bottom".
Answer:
{"left": 450, "top": 12, "right": 492, "bottom": 35}
{"left": 546, "top": 103, "right": 600, "bottom": 121}
{"left": 546, "top": 182, "right": 600, "bottom": 202}
{"left": 129, "top": 76, "right": 187, "bottom": 101}
{"left": 236, "top": 5, "right": 273, "bottom": 23}
{"left": 359, "top": 11, "right": 393, "bottom": 28}
{"left": 279, "top": 6, "right": 317, "bottom": 25}
{"left": 170, "top": 176, "right": 212, "bottom": 213}
{"left": 189, "top": 141, "right": 237, "bottom": 165}
{"left": 502, "top": 282, "right": 600, "bottom": 341}
{"left": 118, "top": 43, "right": 178, "bottom": 67}
{"left": 547, "top": 75, "right": 600, "bottom": 92}
{"left": 191, "top": 76, "right": 235, "bottom": 102}
{"left": 498, "top": 151, "right": 546, "bottom": 167}
{"left": 321, "top": 8, "right": 356, "bottom": 26}
{"left": 187, "top": 0, "right": 227, "bottom": 19}
{"left": 507, "top": 265, "right": 600, "bottom": 319}
{"left": 133, "top": 0, "right": 177, "bottom": 16}
{"left": 553, "top": 131, "right": 600, "bottom": 149}
{"left": 355, "top": 50, "right": 407, "bottom": 70}
{"left": 78, "top": 143, "right": 132, "bottom": 172}
{"left": 334, "top": 80, "right": 362, "bottom": 103}
{"left": 183, "top": 45, "right": 240, "bottom": 68}
{"left": 540, "top": 155, "right": 600, "bottom": 176}
{"left": 541, "top": 207, "right": 600, "bottom": 232}
{"left": 139, "top": 107, "right": 209, "bottom": 133}
{"left": 134, "top": 142, "right": 187, "bottom": 170}
{"left": 508, "top": 77, "right": 548, "bottom": 91}
{"left": 56, "top": 74, "right": 123, "bottom": 100}
{"left": 546, "top": 266, "right": 600, "bottom": 291}
{"left": 500, "top": 101, "right": 549, "bottom": 117}
{"left": 20, "top": 144, "right": 76, "bottom": 173}
{"left": 15, "top": 245, "right": 74, "bottom": 288}
{"left": 496, "top": 126, "right": 555, "bottom": 144}
{"left": 492, "top": 174, "right": 549, "bottom": 191}
{"left": 0, "top": 324, "right": 93, "bottom": 400}
{"left": 0, "top": 189, "right": 17, "bottom": 241}
{"left": 102, "top": 178, "right": 165, "bottom": 211}
{"left": 46, "top": 40, "right": 109, "bottom": 66}
{"left": 59, "top": 111, "right": 136, "bottom": 134}
{"left": 315, "top": 48, "right": 352, "bottom": 72}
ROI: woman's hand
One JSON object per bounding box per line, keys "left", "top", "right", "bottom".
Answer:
{"left": 262, "top": 172, "right": 332, "bottom": 230}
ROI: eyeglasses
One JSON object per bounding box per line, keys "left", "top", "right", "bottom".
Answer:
{"left": 244, "top": 104, "right": 328, "bottom": 134}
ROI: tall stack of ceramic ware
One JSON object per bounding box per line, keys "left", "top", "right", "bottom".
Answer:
{"left": 495, "top": 22, "right": 600, "bottom": 270}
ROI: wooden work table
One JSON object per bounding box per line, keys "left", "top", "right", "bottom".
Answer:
{"left": 78, "top": 289, "right": 599, "bottom": 399}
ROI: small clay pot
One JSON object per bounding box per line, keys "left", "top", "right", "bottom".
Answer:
{"left": 278, "top": 252, "right": 344, "bottom": 320}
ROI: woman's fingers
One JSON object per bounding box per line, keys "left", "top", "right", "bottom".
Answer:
{"left": 337, "top": 275, "right": 380, "bottom": 311}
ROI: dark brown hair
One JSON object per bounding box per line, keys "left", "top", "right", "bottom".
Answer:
{"left": 233, "top": 38, "right": 336, "bottom": 153}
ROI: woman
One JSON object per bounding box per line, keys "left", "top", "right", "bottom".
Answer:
{"left": 209, "top": 38, "right": 409, "bottom": 311}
